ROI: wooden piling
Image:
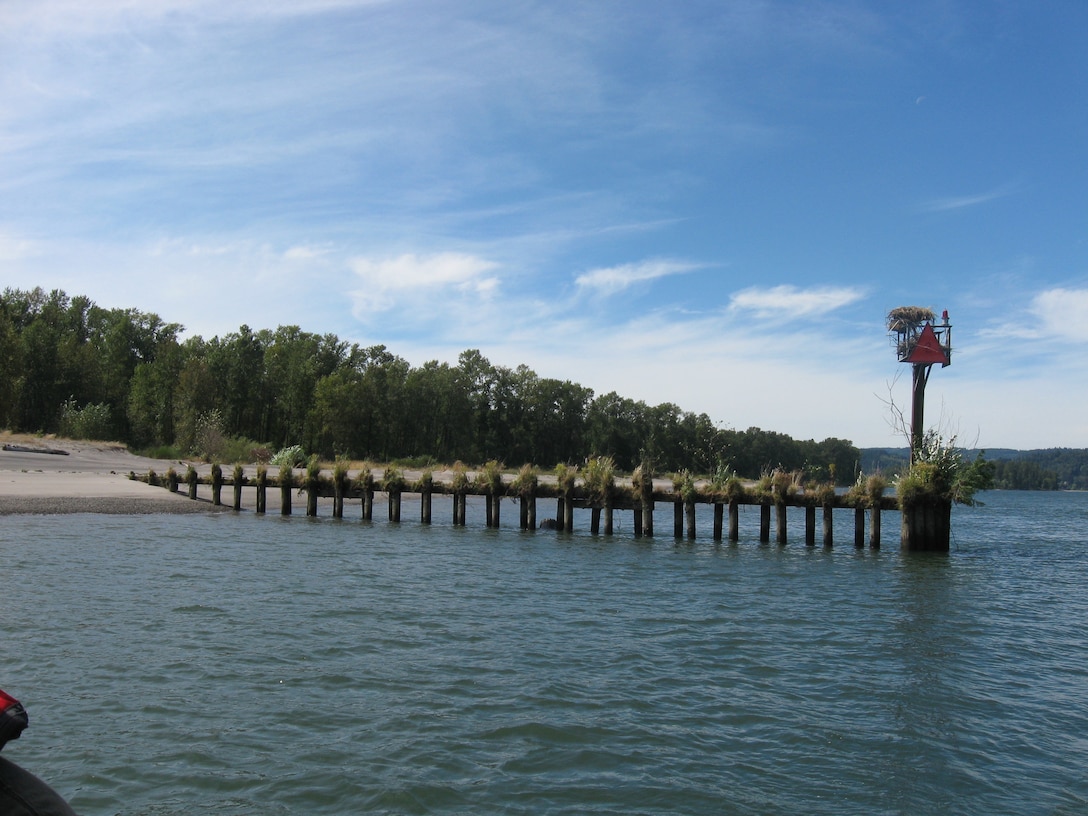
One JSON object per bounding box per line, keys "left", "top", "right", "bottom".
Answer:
{"left": 186, "top": 466, "right": 198, "bottom": 500}
{"left": 776, "top": 502, "right": 787, "bottom": 545}
{"left": 603, "top": 502, "right": 613, "bottom": 536}
{"left": 869, "top": 505, "right": 881, "bottom": 549}
{"left": 854, "top": 506, "right": 865, "bottom": 548}
{"left": 674, "top": 499, "right": 683, "bottom": 538}
{"left": 232, "top": 465, "right": 244, "bottom": 511}
{"left": 900, "top": 498, "right": 951, "bottom": 552}
{"left": 805, "top": 505, "right": 816, "bottom": 546}
{"left": 685, "top": 499, "right": 696, "bottom": 540}
{"left": 759, "top": 503, "right": 771, "bottom": 543}
{"left": 421, "top": 488, "right": 432, "bottom": 524}
{"left": 822, "top": 504, "right": 833, "bottom": 547}
{"left": 211, "top": 464, "right": 223, "bottom": 506}
{"left": 728, "top": 500, "right": 739, "bottom": 542}
{"left": 255, "top": 467, "right": 267, "bottom": 514}
{"left": 635, "top": 463, "right": 654, "bottom": 537}
{"left": 713, "top": 503, "right": 724, "bottom": 541}
{"left": 332, "top": 467, "right": 347, "bottom": 519}
{"left": 527, "top": 495, "right": 536, "bottom": 530}
{"left": 280, "top": 467, "right": 293, "bottom": 516}
{"left": 591, "top": 507, "right": 601, "bottom": 535}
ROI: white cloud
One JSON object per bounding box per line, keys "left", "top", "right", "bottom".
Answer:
{"left": 575, "top": 258, "right": 700, "bottom": 294}
{"left": 1030, "top": 287, "right": 1088, "bottom": 342}
{"left": 0, "top": 0, "right": 391, "bottom": 36}
{"left": 921, "top": 188, "right": 1009, "bottom": 213}
{"left": 0, "top": 229, "right": 37, "bottom": 261}
{"left": 348, "top": 252, "right": 501, "bottom": 315}
{"left": 730, "top": 284, "right": 864, "bottom": 320}
{"left": 283, "top": 245, "right": 331, "bottom": 262}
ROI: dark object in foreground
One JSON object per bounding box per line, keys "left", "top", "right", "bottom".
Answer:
{"left": 0, "top": 690, "right": 79, "bottom": 815}
{"left": 0, "top": 689, "right": 28, "bottom": 749}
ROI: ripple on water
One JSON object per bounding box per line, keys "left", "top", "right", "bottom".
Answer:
{"left": 3, "top": 495, "right": 1088, "bottom": 815}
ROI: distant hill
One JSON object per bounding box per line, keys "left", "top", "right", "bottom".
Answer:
{"left": 860, "top": 447, "right": 1088, "bottom": 490}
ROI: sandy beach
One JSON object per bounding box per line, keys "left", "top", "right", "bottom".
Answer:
{"left": 0, "top": 437, "right": 677, "bottom": 517}
{"left": 0, "top": 439, "right": 220, "bottom": 515}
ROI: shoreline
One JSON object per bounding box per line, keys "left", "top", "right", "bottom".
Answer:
{"left": 0, "top": 495, "right": 232, "bottom": 515}
{"left": 0, "top": 440, "right": 222, "bottom": 516}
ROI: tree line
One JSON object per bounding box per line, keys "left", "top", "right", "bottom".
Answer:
{"left": 989, "top": 451, "right": 1088, "bottom": 491}
{"left": 1, "top": 287, "right": 861, "bottom": 481}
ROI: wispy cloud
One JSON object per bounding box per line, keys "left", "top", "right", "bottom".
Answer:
{"left": 920, "top": 187, "right": 1010, "bottom": 213}
{"left": 0, "top": 229, "right": 37, "bottom": 261}
{"left": 1030, "top": 287, "right": 1088, "bottom": 343}
{"left": 0, "top": 0, "right": 392, "bottom": 35}
{"left": 575, "top": 258, "right": 701, "bottom": 294}
{"left": 729, "top": 284, "right": 864, "bottom": 320}
{"left": 348, "top": 252, "right": 501, "bottom": 315}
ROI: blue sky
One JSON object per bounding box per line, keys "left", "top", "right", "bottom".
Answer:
{"left": 2, "top": 0, "right": 1086, "bottom": 449}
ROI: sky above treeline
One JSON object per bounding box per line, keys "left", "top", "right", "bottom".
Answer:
{"left": 2, "top": 0, "right": 1085, "bottom": 449}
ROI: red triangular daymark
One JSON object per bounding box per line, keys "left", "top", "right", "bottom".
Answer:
{"left": 906, "top": 323, "right": 948, "bottom": 365}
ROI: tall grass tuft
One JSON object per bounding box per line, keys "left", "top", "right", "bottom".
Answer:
{"left": 382, "top": 466, "right": 405, "bottom": 493}
{"left": 582, "top": 456, "right": 616, "bottom": 504}
{"left": 772, "top": 469, "right": 800, "bottom": 502}
{"left": 510, "top": 464, "right": 539, "bottom": 497}
{"left": 672, "top": 469, "right": 698, "bottom": 503}
{"left": 709, "top": 462, "right": 745, "bottom": 502}
{"left": 451, "top": 461, "right": 469, "bottom": 493}
{"left": 354, "top": 462, "right": 374, "bottom": 492}
{"left": 813, "top": 481, "right": 836, "bottom": 506}
{"left": 631, "top": 461, "right": 653, "bottom": 500}
{"left": 477, "top": 460, "right": 505, "bottom": 495}
{"left": 305, "top": 455, "right": 322, "bottom": 490}
{"left": 278, "top": 463, "right": 294, "bottom": 489}
{"left": 554, "top": 462, "right": 577, "bottom": 495}
{"left": 414, "top": 468, "right": 434, "bottom": 492}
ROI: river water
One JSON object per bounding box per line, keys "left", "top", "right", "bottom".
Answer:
{"left": 2, "top": 491, "right": 1087, "bottom": 815}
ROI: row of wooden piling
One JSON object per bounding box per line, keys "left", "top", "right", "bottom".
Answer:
{"left": 139, "top": 466, "right": 900, "bottom": 548}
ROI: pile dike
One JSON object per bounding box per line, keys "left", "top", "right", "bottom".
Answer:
{"left": 134, "top": 463, "right": 901, "bottom": 549}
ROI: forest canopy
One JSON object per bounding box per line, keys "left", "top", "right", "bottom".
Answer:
{"left": 1, "top": 287, "right": 864, "bottom": 480}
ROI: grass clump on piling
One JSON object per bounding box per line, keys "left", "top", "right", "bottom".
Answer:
{"left": 510, "top": 464, "right": 539, "bottom": 497}
{"left": 582, "top": 456, "right": 616, "bottom": 504}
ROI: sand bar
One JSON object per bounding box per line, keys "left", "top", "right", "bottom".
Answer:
{"left": 0, "top": 441, "right": 221, "bottom": 515}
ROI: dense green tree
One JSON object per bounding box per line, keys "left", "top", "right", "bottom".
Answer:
{"left": 2, "top": 287, "right": 886, "bottom": 478}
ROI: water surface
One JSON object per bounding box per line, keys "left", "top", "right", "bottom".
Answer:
{"left": 3, "top": 491, "right": 1087, "bottom": 814}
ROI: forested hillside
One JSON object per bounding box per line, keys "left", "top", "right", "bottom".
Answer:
{"left": 860, "top": 448, "right": 1088, "bottom": 490}
{"left": 1, "top": 287, "right": 860, "bottom": 481}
